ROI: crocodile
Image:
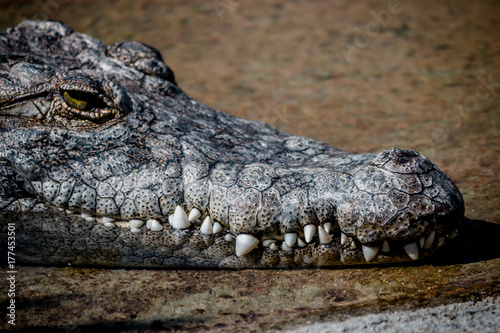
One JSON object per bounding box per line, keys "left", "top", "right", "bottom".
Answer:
{"left": 0, "top": 21, "right": 464, "bottom": 268}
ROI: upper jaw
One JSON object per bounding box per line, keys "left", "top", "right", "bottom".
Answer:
{"left": 8, "top": 147, "right": 463, "bottom": 266}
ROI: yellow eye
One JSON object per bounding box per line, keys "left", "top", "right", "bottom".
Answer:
{"left": 62, "top": 90, "right": 100, "bottom": 111}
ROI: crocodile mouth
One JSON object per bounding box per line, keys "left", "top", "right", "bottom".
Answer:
{"left": 39, "top": 203, "right": 460, "bottom": 268}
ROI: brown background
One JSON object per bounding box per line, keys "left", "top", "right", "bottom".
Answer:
{"left": 1, "top": 1, "right": 499, "bottom": 332}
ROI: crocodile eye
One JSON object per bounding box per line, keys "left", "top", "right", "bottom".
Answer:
{"left": 62, "top": 90, "right": 103, "bottom": 111}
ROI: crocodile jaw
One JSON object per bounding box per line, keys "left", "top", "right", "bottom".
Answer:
{"left": 0, "top": 21, "right": 464, "bottom": 268}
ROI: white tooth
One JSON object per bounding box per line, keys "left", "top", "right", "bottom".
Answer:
{"left": 297, "top": 238, "right": 306, "bottom": 248}
{"left": 424, "top": 231, "right": 435, "bottom": 249}
{"left": 284, "top": 233, "right": 297, "bottom": 247}
{"left": 341, "top": 232, "right": 347, "bottom": 245}
{"left": 58, "top": 207, "right": 64, "bottom": 211}
{"left": 235, "top": 234, "right": 259, "bottom": 257}
{"left": 98, "top": 216, "right": 115, "bottom": 223}
{"left": 262, "top": 239, "right": 276, "bottom": 247}
{"left": 362, "top": 245, "right": 379, "bottom": 262}
{"left": 200, "top": 216, "right": 213, "bottom": 234}
{"left": 81, "top": 213, "right": 95, "bottom": 222}
{"left": 149, "top": 219, "right": 163, "bottom": 232}
{"left": 129, "top": 219, "right": 145, "bottom": 229}
{"left": 168, "top": 214, "right": 174, "bottom": 225}
{"left": 323, "top": 222, "right": 332, "bottom": 233}
{"left": 304, "top": 224, "right": 316, "bottom": 243}
{"left": 104, "top": 222, "right": 115, "bottom": 228}
{"left": 282, "top": 241, "right": 293, "bottom": 252}
{"left": 403, "top": 242, "right": 419, "bottom": 260}
{"left": 303, "top": 254, "right": 314, "bottom": 264}
{"left": 130, "top": 228, "right": 141, "bottom": 233}
{"left": 224, "top": 234, "right": 233, "bottom": 242}
{"left": 213, "top": 222, "right": 223, "bottom": 234}
{"left": 188, "top": 208, "right": 202, "bottom": 221}
{"left": 66, "top": 210, "right": 74, "bottom": 214}
{"left": 350, "top": 241, "right": 357, "bottom": 249}
{"left": 318, "top": 226, "right": 332, "bottom": 244}
{"left": 437, "top": 236, "right": 446, "bottom": 247}
{"left": 146, "top": 219, "right": 163, "bottom": 231}
{"left": 172, "top": 205, "right": 190, "bottom": 229}
{"left": 419, "top": 237, "right": 425, "bottom": 249}
{"left": 382, "top": 240, "right": 390, "bottom": 252}
{"left": 270, "top": 243, "right": 278, "bottom": 251}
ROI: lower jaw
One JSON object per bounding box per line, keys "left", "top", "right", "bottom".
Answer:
{"left": 5, "top": 207, "right": 457, "bottom": 269}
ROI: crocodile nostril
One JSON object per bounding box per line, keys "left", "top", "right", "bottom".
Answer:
{"left": 371, "top": 148, "right": 433, "bottom": 174}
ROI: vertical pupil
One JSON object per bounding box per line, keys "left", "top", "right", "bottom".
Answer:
{"left": 62, "top": 90, "right": 95, "bottom": 110}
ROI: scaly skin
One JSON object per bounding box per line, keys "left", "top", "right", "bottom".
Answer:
{"left": 0, "top": 21, "right": 463, "bottom": 268}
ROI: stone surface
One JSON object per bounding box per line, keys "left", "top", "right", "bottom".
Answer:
{"left": 282, "top": 296, "right": 500, "bottom": 333}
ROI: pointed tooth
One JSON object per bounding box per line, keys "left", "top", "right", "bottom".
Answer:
{"left": 323, "top": 222, "right": 332, "bottom": 233}
{"left": 104, "top": 222, "right": 115, "bottom": 228}
{"left": 97, "top": 216, "right": 115, "bottom": 223}
{"left": 146, "top": 219, "right": 152, "bottom": 229}
{"left": 224, "top": 234, "right": 233, "bottom": 242}
{"left": 281, "top": 241, "right": 293, "bottom": 252}
{"left": 58, "top": 207, "right": 64, "bottom": 212}
{"left": 382, "top": 240, "right": 390, "bottom": 252}
{"left": 284, "top": 233, "right": 297, "bottom": 247}
{"left": 149, "top": 219, "right": 163, "bottom": 232}
{"left": 419, "top": 237, "right": 425, "bottom": 249}
{"left": 318, "top": 226, "right": 333, "bottom": 244}
{"left": 304, "top": 224, "right": 316, "bottom": 243}
{"left": 424, "top": 231, "right": 435, "bottom": 249}
{"left": 213, "top": 222, "right": 223, "bottom": 234}
{"left": 81, "top": 213, "right": 95, "bottom": 222}
{"left": 168, "top": 214, "right": 174, "bottom": 225}
{"left": 362, "top": 245, "right": 379, "bottom": 262}
{"left": 130, "top": 228, "right": 141, "bottom": 233}
{"left": 235, "top": 234, "right": 259, "bottom": 257}
{"left": 303, "top": 254, "right": 314, "bottom": 264}
{"left": 437, "top": 236, "right": 446, "bottom": 247}
{"left": 350, "top": 241, "right": 357, "bottom": 249}
{"left": 65, "top": 209, "right": 74, "bottom": 214}
{"left": 172, "top": 205, "right": 190, "bottom": 229}
{"left": 403, "top": 242, "right": 419, "bottom": 260}
{"left": 129, "top": 219, "right": 145, "bottom": 229}
{"left": 341, "top": 232, "right": 347, "bottom": 245}
{"left": 297, "top": 238, "right": 306, "bottom": 248}
{"left": 262, "top": 239, "right": 276, "bottom": 247}
{"left": 270, "top": 243, "right": 278, "bottom": 251}
{"left": 188, "top": 208, "right": 202, "bottom": 221}
{"left": 200, "top": 216, "right": 213, "bottom": 235}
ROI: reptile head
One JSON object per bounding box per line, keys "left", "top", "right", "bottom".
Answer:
{"left": 0, "top": 21, "right": 464, "bottom": 268}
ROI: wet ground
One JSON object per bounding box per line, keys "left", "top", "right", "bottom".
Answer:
{"left": 1, "top": 0, "right": 499, "bottom": 332}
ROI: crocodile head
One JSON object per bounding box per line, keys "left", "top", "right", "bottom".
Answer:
{"left": 0, "top": 21, "right": 464, "bottom": 268}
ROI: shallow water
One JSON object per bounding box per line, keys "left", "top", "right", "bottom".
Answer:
{"left": 1, "top": 0, "right": 499, "bottom": 331}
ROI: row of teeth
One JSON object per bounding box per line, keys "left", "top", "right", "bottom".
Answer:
{"left": 61, "top": 205, "right": 457, "bottom": 263}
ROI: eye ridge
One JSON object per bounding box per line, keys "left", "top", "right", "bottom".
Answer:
{"left": 62, "top": 90, "right": 105, "bottom": 111}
